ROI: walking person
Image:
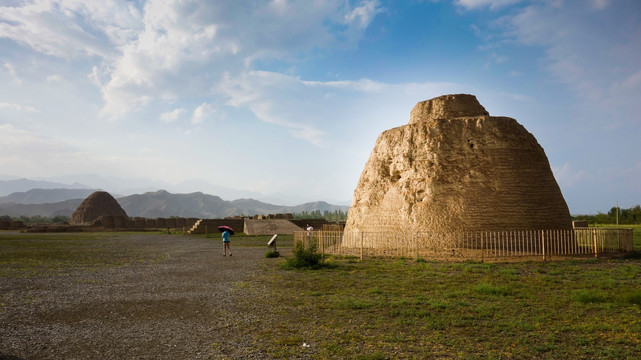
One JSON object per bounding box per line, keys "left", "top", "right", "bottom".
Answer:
{"left": 222, "top": 229, "right": 232, "bottom": 256}
{"left": 218, "top": 225, "right": 234, "bottom": 256}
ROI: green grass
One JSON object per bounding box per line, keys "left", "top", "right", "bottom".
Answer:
{"left": 0, "top": 232, "right": 166, "bottom": 277}
{"left": 244, "top": 255, "right": 641, "bottom": 359}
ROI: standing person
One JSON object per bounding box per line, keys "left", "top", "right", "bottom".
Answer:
{"left": 222, "top": 229, "right": 232, "bottom": 256}
{"left": 306, "top": 223, "right": 313, "bottom": 245}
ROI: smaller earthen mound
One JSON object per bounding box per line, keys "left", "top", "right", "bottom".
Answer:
{"left": 70, "top": 191, "right": 128, "bottom": 225}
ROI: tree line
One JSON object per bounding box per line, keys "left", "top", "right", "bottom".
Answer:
{"left": 572, "top": 205, "right": 641, "bottom": 225}
{"left": 0, "top": 215, "right": 70, "bottom": 224}
{"left": 293, "top": 209, "right": 347, "bottom": 221}
{"left": 4, "top": 205, "right": 640, "bottom": 225}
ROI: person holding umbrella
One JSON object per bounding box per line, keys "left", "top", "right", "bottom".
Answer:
{"left": 218, "top": 225, "right": 234, "bottom": 256}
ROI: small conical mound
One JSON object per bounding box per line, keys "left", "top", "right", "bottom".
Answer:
{"left": 70, "top": 191, "right": 128, "bottom": 225}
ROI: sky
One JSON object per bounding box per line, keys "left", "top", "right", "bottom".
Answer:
{"left": 0, "top": 0, "right": 640, "bottom": 214}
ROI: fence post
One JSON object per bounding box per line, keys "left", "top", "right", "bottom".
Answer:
{"left": 593, "top": 228, "right": 598, "bottom": 258}
{"left": 541, "top": 230, "right": 546, "bottom": 261}
{"left": 481, "top": 232, "right": 485, "bottom": 263}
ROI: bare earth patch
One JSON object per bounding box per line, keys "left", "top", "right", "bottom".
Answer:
{"left": 0, "top": 233, "right": 272, "bottom": 359}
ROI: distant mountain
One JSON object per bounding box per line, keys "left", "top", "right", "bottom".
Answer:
{"left": 118, "top": 190, "right": 229, "bottom": 218}
{"left": 117, "top": 190, "right": 348, "bottom": 218}
{"left": 0, "top": 188, "right": 101, "bottom": 204}
{"left": 0, "top": 175, "right": 351, "bottom": 206}
{"left": 0, "top": 178, "right": 91, "bottom": 196}
{"left": 0, "top": 189, "right": 349, "bottom": 218}
{"left": 0, "top": 199, "right": 82, "bottom": 217}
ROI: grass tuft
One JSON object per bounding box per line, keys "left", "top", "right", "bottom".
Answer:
{"left": 573, "top": 289, "right": 608, "bottom": 303}
{"left": 473, "top": 283, "right": 514, "bottom": 296}
{"left": 622, "top": 289, "right": 641, "bottom": 305}
{"left": 264, "top": 250, "right": 281, "bottom": 258}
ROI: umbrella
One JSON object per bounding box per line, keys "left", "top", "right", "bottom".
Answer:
{"left": 218, "top": 225, "right": 234, "bottom": 235}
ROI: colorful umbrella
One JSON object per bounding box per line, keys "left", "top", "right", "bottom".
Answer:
{"left": 217, "top": 225, "right": 234, "bottom": 235}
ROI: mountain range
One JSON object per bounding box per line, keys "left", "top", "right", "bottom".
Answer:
{"left": 0, "top": 188, "right": 349, "bottom": 219}
{"left": 0, "top": 176, "right": 350, "bottom": 206}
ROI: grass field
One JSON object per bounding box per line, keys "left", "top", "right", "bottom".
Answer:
{"left": 251, "top": 253, "right": 641, "bottom": 359}
{"left": 2, "top": 231, "right": 640, "bottom": 359}
{"left": 0, "top": 232, "right": 164, "bottom": 277}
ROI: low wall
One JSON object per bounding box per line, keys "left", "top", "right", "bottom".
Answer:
{"left": 0, "top": 220, "right": 27, "bottom": 230}
{"left": 188, "top": 219, "right": 245, "bottom": 234}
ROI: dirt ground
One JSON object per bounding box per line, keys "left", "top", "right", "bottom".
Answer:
{"left": 0, "top": 234, "right": 279, "bottom": 360}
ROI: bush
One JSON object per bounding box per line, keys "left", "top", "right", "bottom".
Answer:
{"left": 282, "top": 241, "right": 323, "bottom": 270}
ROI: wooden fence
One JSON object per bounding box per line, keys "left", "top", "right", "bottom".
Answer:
{"left": 294, "top": 228, "right": 634, "bottom": 261}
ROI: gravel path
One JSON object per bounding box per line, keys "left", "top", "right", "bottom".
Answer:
{"left": 0, "top": 234, "right": 274, "bottom": 359}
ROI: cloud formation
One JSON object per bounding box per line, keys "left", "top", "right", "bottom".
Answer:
{"left": 0, "top": 0, "right": 385, "bottom": 125}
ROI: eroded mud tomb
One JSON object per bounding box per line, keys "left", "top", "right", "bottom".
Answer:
{"left": 344, "top": 94, "right": 572, "bottom": 235}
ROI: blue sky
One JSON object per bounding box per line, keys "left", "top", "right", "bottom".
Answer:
{"left": 0, "top": 0, "right": 640, "bottom": 214}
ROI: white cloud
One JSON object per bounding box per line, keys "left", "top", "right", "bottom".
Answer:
{"left": 191, "top": 102, "right": 214, "bottom": 124}
{"left": 0, "top": 124, "right": 69, "bottom": 171}
{"left": 345, "top": 0, "right": 382, "bottom": 28}
{"left": 0, "top": 0, "right": 142, "bottom": 59}
{"left": 552, "top": 163, "right": 589, "bottom": 188}
{"left": 218, "top": 70, "right": 464, "bottom": 146}
{"left": 454, "top": 0, "right": 520, "bottom": 11}
{"left": 0, "top": 102, "right": 40, "bottom": 113}
{"left": 219, "top": 70, "right": 357, "bottom": 146}
{"left": 615, "top": 68, "right": 641, "bottom": 90}
{"left": 590, "top": 0, "right": 611, "bottom": 11}
{"left": 160, "top": 108, "right": 186, "bottom": 123}
{"left": 0, "top": 123, "right": 179, "bottom": 181}
{"left": 3, "top": 62, "right": 22, "bottom": 85}
{"left": 481, "top": 1, "right": 641, "bottom": 124}
{"left": 96, "top": 0, "right": 384, "bottom": 120}
{"left": 46, "top": 75, "right": 62, "bottom": 82}
{"left": 1, "top": 1, "right": 387, "bottom": 122}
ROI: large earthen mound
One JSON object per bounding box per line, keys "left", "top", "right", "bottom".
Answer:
{"left": 345, "top": 94, "right": 571, "bottom": 235}
{"left": 70, "top": 191, "right": 128, "bottom": 225}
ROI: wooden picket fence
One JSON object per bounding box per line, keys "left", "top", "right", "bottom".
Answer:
{"left": 294, "top": 228, "right": 634, "bottom": 262}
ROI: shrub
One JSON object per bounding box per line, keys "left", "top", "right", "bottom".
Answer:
{"left": 282, "top": 241, "right": 323, "bottom": 270}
